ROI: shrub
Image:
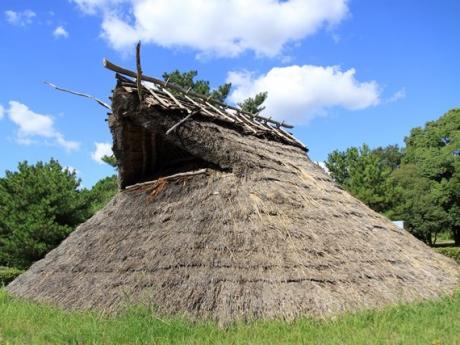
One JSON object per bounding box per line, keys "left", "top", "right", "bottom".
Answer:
{"left": 0, "top": 266, "right": 24, "bottom": 285}
{"left": 436, "top": 247, "right": 460, "bottom": 264}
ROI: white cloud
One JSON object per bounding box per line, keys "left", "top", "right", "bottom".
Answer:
{"left": 5, "top": 9, "right": 36, "bottom": 26}
{"left": 101, "top": 15, "right": 139, "bottom": 51}
{"left": 91, "top": 142, "right": 113, "bottom": 163}
{"left": 386, "top": 88, "right": 406, "bottom": 103}
{"left": 55, "top": 134, "right": 80, "bottom": 151}
{"left": 72, "top": 0, "right": 125, "bottom": 14}
{"left": 0, "top": 104, "right": 4, "bottom": 120}
{"left": 53, "top": 26, "right": 69, "bottom": 38}
{"left": 72, "top": 0, "right": 349, "bottom": 57}
{"left": 6, "top": 101, "right": 80, "bottom": 151}
{"left": 227, "top": 65, "right": 380, "bottom": 124}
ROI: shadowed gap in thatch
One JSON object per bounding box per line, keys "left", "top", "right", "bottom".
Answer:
{"left": 117, "top": 121, "right": 222, "bottom": 188}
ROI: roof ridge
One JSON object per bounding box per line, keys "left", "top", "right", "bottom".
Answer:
{"left": 103, "top": 58, "right": 292, "bottom": 129}
{"left": 105, "top": 59, "right": 307, "bottom": 151}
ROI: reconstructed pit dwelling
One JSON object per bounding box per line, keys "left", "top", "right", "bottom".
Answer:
{"left": 8, "top": 58, "right": 459, "bottom": 325}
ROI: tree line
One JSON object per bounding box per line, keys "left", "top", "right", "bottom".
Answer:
{"left": 326, "top": 108, "right": 460, "bottom": 245}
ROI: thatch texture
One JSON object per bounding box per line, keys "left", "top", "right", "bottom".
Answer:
{"left": 7, "top": 79, "right": 459, "bottom": 325}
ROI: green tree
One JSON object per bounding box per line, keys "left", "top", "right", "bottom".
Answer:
{"left": 373, "top": 144, "right": 403, "bottom": 170}
{"left": 238, "top": 91, "right": 268, "bottom": 115}
{"left": 326, "top": 144, "right": 399, "bottom": 215}
{"left": 101, "top": 155, "right": 117, "bottom": 168}
{"left": 88, "top": 155, "right": 118, "bottom": 213}
{"left": 391, "top": 164, "right": 449, "bottom": 245}
{"left": 395, "top": 108, "right": 460, "bottom": 244}
{"left": 0, "top": 160, "right": 92, "bottom": 268}
{"left": 162, "top": 70, "right": 231, "bottom": 103}
{"left": 87, "top": 175, "right": 118, "bottom": 214}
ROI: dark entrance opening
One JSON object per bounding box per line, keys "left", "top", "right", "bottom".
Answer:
{"left": 117, "top": 122, "right": 214, "bottom": 188}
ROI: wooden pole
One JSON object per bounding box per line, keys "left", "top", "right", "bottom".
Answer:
{"left": 165, "top": 111, "right": 198, "bottom": 135}
{"left": 136, "top": 41, "right": 143, "bottom": 103}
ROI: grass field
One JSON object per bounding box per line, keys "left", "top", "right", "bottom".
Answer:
{"left": 1, "top": 289, "right": 460, "bottom": 345}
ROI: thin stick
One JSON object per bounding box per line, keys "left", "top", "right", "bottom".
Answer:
{"left": 184, "top": 95, "right": 216, "bottom": 118}
{"left": 165, "top": 111, "right": 197, "bottom": 135}
{"left": 161, "top": 87, "right": 188, "bottom": 111}
{"left": 205, "top": 101, "right": 235, "bottom": 123}
{"left": 125, "top": 169, "right": 208, "bottom": 190}
{"left": 144, "top": 85, "right": 171, "bottom": 108}
{"left": 135, "top": 41, "right": 143, "bottom": 103}
{"left": 44, "top": 81, "right": 111, "bottom": 110}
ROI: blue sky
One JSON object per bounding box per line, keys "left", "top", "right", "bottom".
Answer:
{"left": 1, "top": 0, "right": 459, "bottom": 187}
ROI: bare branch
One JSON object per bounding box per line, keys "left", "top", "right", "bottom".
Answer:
{"left": 44, "top": 81, "right": 111, "bottom": 110}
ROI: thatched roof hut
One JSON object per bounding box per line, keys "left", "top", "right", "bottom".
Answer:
{"left": 7, "top": 59, "right": 458, "bottom": 325}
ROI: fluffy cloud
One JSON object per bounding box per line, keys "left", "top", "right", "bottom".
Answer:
{"left": 4, "top": 9, "right": 36, "bottom": 26}
{"left": 72, "top": 0, "right": 348, "bottom": 57}
{"left": 91, "top": 142, "right": 113, "bottom": 163}
{"left": 53, "top": 26, "right": 69, "bottom": 38}
{"left": 6, "top": 101, "right": 80, "bottom": 151}
{"left": 227, "top": 65, "right": 380, "bottom": 124}
{"left": 0, "top": 104, "right": 4, "bottom": 120}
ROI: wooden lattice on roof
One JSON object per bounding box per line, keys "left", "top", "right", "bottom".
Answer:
{"left": 103, "top": 58, "right": 307, "bottom": 151}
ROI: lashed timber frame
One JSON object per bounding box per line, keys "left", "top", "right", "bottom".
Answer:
{"left": 103, "top": 59, "right": 307, "bottom": 151}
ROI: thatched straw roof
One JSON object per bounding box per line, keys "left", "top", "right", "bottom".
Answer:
{"left": 7, "top": 61, "right": 459, "bottom": 325}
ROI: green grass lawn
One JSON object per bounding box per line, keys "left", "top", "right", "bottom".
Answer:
{"left": 1, "top": 289, "right": 460, "bottom": 345}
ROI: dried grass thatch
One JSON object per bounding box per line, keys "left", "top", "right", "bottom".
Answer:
{"left": 7, "top": 72, "right": 459, "bottom": 325}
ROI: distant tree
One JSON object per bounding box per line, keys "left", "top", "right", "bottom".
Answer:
{"left": 326, "top": 144, "right": 399, "bottom": 215}
{"left": 325, "top": 110, "right": 460, "bottom": 246}
{"left": 101, "top": 155, "right": 117, "bottom": 168}
{"left": 394, "top": 109, "right": 460, "bottom": 244}
{"left": 87, "top": 175, "right": 118, "bottom": 214}
{"left": 89, "top": 155, "right": 118, "bottom": 213}
{"left": 391, "top": 164, "right": 449, "bottom": 245}
{"left": 238, "top": 91, "right": 268, "bottom": 115}
{"left": 372, "top": 145, "right": 403, "bottom": 170}
{"left": 0, "top": 160, "right": 92, "bottom": 268}
{"left": 162, "top": 70, "right": 231, "bottom": 103}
